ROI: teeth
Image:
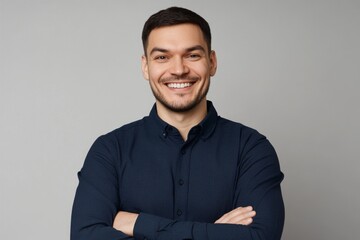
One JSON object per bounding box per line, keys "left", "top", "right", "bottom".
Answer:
{"left": 167, "top": 82, "right": 192, "bottom": 89}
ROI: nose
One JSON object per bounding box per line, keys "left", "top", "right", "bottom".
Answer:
{"left": 170, "top": 56, "right": 189, "bottom": 76}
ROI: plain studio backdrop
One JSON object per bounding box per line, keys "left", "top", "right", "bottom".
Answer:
{"left": 1, "top": 0, "right": 359, "bottom": 239}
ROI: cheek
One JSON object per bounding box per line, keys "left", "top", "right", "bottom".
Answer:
{"left": 193, "top": 63, "right": 211, "bottom": 78}
{"left": 148, "top": 65, "right": 167, "bottom": 81}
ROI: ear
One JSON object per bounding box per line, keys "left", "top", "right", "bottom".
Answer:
{"left": 141, "top": 55, "right": 149, "bottom": 80}
{"left": 209, "top": 50, "right": 217, "bottom": 77}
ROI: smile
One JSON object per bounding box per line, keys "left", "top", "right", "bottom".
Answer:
{"left": 167, "top": 82, "right": 193, "bottom": 89}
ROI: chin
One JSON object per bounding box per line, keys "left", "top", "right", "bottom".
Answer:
{"left": 161, "top": 98, "right": 205, "bottom": 113}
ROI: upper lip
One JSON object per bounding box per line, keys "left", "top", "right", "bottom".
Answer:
{"left": 161, "top": 76, "right": 199, "bottom": 84}
{"left": 165, "top": 80, "right": 195, "bottom": 84}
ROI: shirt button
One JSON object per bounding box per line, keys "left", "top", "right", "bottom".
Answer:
{"left": 162, "top": 132, "right": 167, "bottom": 137}
{"left": 177, "top": 209, "right": 182, "bottom": 216}
{"left": 181, "top": 149, "right": 186, "bottom": 155}
{"left": 178, "top": 179, "right": 184, "bottom": 186}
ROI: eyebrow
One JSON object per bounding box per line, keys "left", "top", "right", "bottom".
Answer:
{"left": 149, "top": 45, "right": 206, "bottom": 56}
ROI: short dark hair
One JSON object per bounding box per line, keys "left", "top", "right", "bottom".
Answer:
{"left": 142, "top": 6, "right": 212, "bottom": 55}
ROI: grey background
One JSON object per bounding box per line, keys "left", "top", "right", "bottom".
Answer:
{"left": 1, "top": 0, "right": 359, "bottom": 239}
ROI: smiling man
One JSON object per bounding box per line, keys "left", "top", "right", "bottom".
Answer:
{"left": 142, "top": 23, "right": 216, "bottom": 140}
{"left": 71, "top": 7, "right": 284, "bottom": 240}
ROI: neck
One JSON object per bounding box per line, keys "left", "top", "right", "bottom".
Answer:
{"left": 156, "top": 100, "right": 207, "bottom": 141}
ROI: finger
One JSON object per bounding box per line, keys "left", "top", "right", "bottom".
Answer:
{"left": 223, "top": 206, "right": 253, "bottom": 222}
{"left": 222, "top": 210, "right": 256, "bottom": 224}
{"left": 215, "top": 206, "right": 253, "bottom": 224}
{"left": 215, "top": 207, "right": 250, "bottom": 223}
{"left": 227, "top": 210, "right": 256, "bottom": 225}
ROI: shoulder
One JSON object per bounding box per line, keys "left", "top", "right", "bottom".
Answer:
{"left": 108, "top": 118, "right": 146, "bottom": 137}
{"left": 216, "top": 116, "right": 276, "bottom": 154}
{"left": 91, "top": 117, "right": 148, "bottom": 150}
{"left": 217, "top": 116, "right": 266, "bottom": 140}
{"left": 217, "top": 117, "right": 282, "bottom": 180}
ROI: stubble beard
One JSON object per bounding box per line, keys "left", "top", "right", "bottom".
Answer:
{"left": 149, "top": 79, "right": 210, "bottom": 113}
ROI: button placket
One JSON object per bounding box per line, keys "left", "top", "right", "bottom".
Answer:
{"left": 174, "top": 146, "right": 190, "bottom": 220}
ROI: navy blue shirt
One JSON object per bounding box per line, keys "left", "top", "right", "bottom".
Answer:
{"left": 71, "top": 101, "right": 284, "bottom": 240}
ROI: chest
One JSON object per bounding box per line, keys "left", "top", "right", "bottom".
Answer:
{"left": 117, "top": 135, "right": 240, "bottom": 222}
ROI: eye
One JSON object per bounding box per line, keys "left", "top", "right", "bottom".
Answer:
{"left": 186, "top": 53, "right": 201, "bottom": 61}
{"left": 154, "top": 55, "right": 169, "bottom": 62}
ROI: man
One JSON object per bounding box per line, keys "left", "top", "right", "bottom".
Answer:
{"left": 71, "top": 6, "right": 284, "bottom": 240}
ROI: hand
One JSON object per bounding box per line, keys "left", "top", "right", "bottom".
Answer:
{"left": 214, "top": 206, "right": 256, "bottom": 225}
{"left": 113, "top": 211, "right": 139, "bottom": 236}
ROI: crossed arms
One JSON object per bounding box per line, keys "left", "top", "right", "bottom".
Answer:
{"left": 113, "top": 206, "right": 257, "bottom": 236}
{"left": 71, "top": 129, "right": 284, "bottom": 240}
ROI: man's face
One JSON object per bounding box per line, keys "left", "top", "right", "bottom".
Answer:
{"left": 142, "top": 23, "right": 217, "bottom": 112}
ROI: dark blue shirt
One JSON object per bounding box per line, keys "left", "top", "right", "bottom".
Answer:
{"left": 71, "top": 101, "right": 284, "bottom": 240}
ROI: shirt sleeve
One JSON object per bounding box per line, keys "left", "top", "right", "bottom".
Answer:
{"left": 133, "top": 131, "right": 285, "bottom": 240}
{"left": 70, "top": 136, "right": 134, "bottom": 240}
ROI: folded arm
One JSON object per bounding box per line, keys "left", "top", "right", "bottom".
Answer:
{"left": 71, "top": 133, "right": 284, "bottom": 240}
{"left": 113, "top": 206, "right": 257, "bottom": 236}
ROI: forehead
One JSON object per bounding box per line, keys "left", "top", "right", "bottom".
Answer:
{"left": 146, "top": 24, "right": 207, "bottom": 54}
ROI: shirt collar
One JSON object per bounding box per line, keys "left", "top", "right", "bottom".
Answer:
{"left": 148, "top": 100, "right": 218, "bottom": 140}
